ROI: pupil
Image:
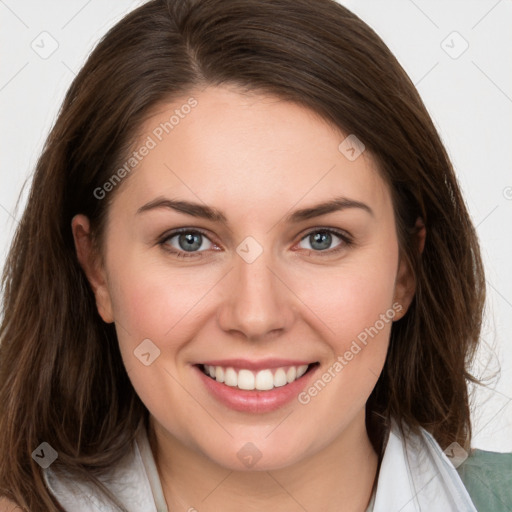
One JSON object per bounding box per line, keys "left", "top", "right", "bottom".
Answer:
{"left": 179, "top": 233, "right": 201, "bottom": 251}
{"left": 311, "top": 231, "right": 331, "bottom": 250}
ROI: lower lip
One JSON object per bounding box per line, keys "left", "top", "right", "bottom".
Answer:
{"left": 194, "top": 364, "right": 319, "bottom": 413}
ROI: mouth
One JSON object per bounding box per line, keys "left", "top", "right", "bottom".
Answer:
{"left": 194, "top": 361, "right": 320, "bottom": 413}
{"left": 198, "top": 362, "right": 318, "bottom": 391}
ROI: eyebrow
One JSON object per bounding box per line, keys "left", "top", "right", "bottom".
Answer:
{"left": 136, "top": 196, "right": 374, "bottom": 223}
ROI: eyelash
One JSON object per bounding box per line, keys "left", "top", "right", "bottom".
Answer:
{"left": 157, "top": 227, "right": 353, "bottom": 260}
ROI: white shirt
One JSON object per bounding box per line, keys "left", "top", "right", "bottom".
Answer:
{"left": 44, "top": 426, "right": 168, "bottom": 511}
{"left": 43, "top": 420, "right": 476, "bottom": 511}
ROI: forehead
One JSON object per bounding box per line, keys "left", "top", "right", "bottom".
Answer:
{"left": 111, "top": 85, "right": 391, "bottom": 220}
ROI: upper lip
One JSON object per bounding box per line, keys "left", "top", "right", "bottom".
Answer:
{"left": 196, "top": 358, "right": 316, "bottom": 371}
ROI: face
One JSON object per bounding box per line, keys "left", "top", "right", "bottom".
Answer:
{"left": 73, "top": 85, "right": 415, "bottom": 471}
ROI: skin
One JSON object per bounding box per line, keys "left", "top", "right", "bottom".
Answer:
{"left": 72, "top": 85, "right": 423, "bottom": 512}
{"left": 0, "top": 498, "right": 21, "bottom": 511}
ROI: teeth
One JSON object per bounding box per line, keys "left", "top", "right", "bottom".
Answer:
{"left": 255, "top": 369, "right": 274, "bottom": 390}
{"left": 286, "top": 366, "right": 296, "bottom": 383}
{"left": 238, "top": 369, "right": 255, "bottom": 390}
{"left": 224, "top": 367, "right": 237, "bottom": 387}
{"left": 215, "top": 366, "right": 225, "bottom": 383}
{"left": 202, "top": 364, "right": 312, "bottom": 391}
{"left": 273, "top": 368, "right": 287, "bottom": 387}
{"left": 296, "top": 364, "right": 308, "bottom": 378}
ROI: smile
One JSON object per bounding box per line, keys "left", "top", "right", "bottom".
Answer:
{"left": 200, "top": 363, "right": 311, "bottom": 391}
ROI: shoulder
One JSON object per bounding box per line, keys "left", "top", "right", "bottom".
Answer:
{"left": 43, "top": 431, "right": 159, "bottom": 512}
{"left": 457, "top": 448, "right": 512, "bottom": 512}
{"left": 0, "top": 497, "right": 23, "bottom": 511}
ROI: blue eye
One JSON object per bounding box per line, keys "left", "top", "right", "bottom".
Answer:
{"left": 297, "top": 229, "right": 352, "bottom": 255}
{"left": 158, "top": 227, "right": 352, "bottom": 259}
{"left": 159, "top": 229, "right": 214, "bottom": 258}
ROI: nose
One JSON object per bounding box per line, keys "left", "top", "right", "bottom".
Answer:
{"left": 216, "top": 245, "right": 296, "bottom": 341}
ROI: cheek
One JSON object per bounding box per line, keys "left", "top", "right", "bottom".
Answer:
{"left": 295, "top": 247, "right": 399, "bottom": 346}
{"left": 291, "top": 242, "right": 399, "bottom": 404}
{"left": 292, "top": 256, "right": 398, "bottom": 429}
{"left": 107, "top": 251, "right": 216, "bottom": 341}
{"left": 106, "top": 255, "right": 210, "bottom": 429}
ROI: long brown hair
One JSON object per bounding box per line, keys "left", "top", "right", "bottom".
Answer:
{"left": 0, "top": 0, "right": 485, "bottom": 509}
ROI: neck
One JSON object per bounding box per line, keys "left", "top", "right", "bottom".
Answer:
{"left": 149, "top": 410, "right": 378, "bottom": 512}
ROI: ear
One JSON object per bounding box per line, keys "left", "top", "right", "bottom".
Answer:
{"left": 71, "top": 214, "right": 114, "bottom": 323}
{"left": 393, "top": 217, "right": 426, "bottom": 321}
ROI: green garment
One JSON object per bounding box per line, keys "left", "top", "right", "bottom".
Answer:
{"left": 457, "top": 449, "right": 512, "bottom": 512}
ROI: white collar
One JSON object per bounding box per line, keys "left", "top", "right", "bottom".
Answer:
{"left": 43, "top": 428, "right": 167, "bottom": 512}
{"left": 371, "top": 419, "right": 477, "bottom": 511}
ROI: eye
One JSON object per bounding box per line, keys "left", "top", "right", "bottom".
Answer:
{"left": 158, "top": 227, "right": 353, "bottom": 260}
{"left": 159, "top": 229, "right": 216, "bottom": 258}
{"left": 296, "top": 228, "right": 352, "bottom": 255}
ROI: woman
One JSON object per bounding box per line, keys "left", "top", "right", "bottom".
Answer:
{"left": 0, "top": 0, "right": 510, "bottom": 510}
